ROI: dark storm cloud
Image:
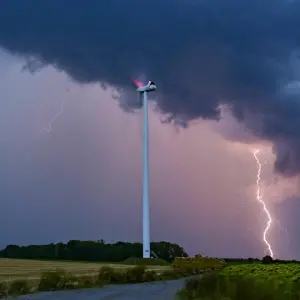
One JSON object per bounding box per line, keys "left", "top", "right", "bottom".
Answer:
{"left": 1, "top": 0, "right": 300, "bottom": 175}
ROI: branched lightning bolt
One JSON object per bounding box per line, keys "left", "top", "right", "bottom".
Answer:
{"left": 253, "top": 149, "right": 274, "bottom": 258}
{"left": 40, "top": 99, "right": 66, "bottom": 133}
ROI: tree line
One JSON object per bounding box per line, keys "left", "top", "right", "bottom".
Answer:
{"left": 224, "top": 257, "right": 300, "bottom": 264}
{"left": 0, "top": 240, "right": 188, "bottom": 263}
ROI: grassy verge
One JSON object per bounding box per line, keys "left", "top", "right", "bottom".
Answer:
{"left": 178, "top": 263, "right": 300, "bottom": 300}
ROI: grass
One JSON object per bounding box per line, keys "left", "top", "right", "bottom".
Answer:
{"left": 178, "top": 263, "right": 300, "bottom": 300}
{"left": 0, "top": 258, "right": 170, "bottom": 282}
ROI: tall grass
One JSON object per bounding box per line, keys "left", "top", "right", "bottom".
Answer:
{"left": 178, "top": 264, "right": 300, "bottom": 300}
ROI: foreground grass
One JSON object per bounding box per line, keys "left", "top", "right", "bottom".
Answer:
{"left": 0, "top": 258, "right": 170, "bottom": 281}
{"left": 178, "top": 263, "right": 300, "bottom": 300}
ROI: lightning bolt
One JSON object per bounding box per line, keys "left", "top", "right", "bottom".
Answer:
{"left": 40, "top": 99, "right": 66, "bottom": 133}
{"left": 253, "top": 149, "right": 274, "bottom": 258}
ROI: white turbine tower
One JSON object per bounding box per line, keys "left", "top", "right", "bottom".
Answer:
{"left": 133, "top": 79, "right": 157, "bottom": 258}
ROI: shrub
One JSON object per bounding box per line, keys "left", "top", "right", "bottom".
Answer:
{"left": 159, "top": 269, "right": 183, "bottom": 280}
{"left": 143, "top": 270, "right": 159, "bottom": 282}
{"left": 181, "top": 273, "right": 220, "bottom": 297}
{"left": 172, "top": 255, "right": 226, "bottom": 276}
{"left": 123, "top": 266, "right": 146, "bottom": 283}
{"left": 77, "top": 275, "right": 101, "bottom": 288}
{"left": 0, "top": 281, "right": 8, "bottom": 298}
{"left": 98, "top": 266, "right": 123, "bottom": 283}
{"left": 247, "top": 257, "right": 254, "bottom": 263}
{"left": 38, "top": 269, "right": 76, "bottom": 291}
{"left": 8, "top": 279, "right": 31, "bottom": 296}
{"left": 123, "top": 257, "right": 169, "bottom": 266}
{"left": 262, "top": 255, "right": 273, "bottom": 264}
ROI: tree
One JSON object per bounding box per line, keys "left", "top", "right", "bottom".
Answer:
{"left": 262, "top": 255, "right": 273, "bottom": 264}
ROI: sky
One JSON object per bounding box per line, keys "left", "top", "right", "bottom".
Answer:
{"left": 1, "top": 0, "right": 300, "bottom": 259}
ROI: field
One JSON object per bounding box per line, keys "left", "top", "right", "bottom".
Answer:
{"left": 179, "top": 262, "right": 300, "bottom": 299}
{"left": 0, "top": 258, "right": 170, "bottom": 282}
{"left": 221, "top": 262, "right": 300, "bottom": 279}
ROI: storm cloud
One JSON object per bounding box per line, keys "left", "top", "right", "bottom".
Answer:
{"left": 1, "top": 0, "right": 300, "bottom": 175}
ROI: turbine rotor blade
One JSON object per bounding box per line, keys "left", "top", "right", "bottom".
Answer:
{"left": 131, "top": 78, "right": 144, "bottom": 88}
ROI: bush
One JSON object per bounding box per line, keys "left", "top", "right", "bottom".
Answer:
{"left": 98, "top": 266, "right": 124, "bottom": 283}
{"left": 262, "top": 255, "right": 273, "bottom": 264}
{"left": 0, "top": 281, "right": 8, "bottom": 298}
{"left": 172, "top": 255, "right": 226, "bottom": 276}
{"left": 8, "top": 279, "right": 31, "bottom": 296}
{"left": 77, "top": 275, "right": 101, "bottom": 288}
{"left": 143, "top": 270, "right": 159, "bottom": 282}
{"left": 38, "top": 269, "right": 76, "bottom": 291}
{"left": 182, "top": 274, "right": 218, "bottom": 297}
{"left": 159, "top": 269, "right": 183, "bottom": 280}
{"left": 194, "top": 254, "right": 202, "bottom": 259}
{"left": 123, "top": 266, "right": 146, "bottom": 283}
{"left": 123, "top": 257, "right": 169, "bottom": 266}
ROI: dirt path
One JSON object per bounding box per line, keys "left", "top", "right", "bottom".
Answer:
{"left": 12, "top": 278, "right": 189, "bottom": 300}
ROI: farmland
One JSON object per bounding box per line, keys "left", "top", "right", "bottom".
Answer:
{"left": 179, "top": 262, "right": 300, "bottom": 300}
{"left": 2, "top": 255, "right": 300, "bottom": 299}
{"left": 221, "top": 262, "right": 300, "bottom": 279}
{"left": 0, "top": 258, "right": 170, "bottom": 282}
{"left": 0, "top": 257, "right": 187, "bottom": 297}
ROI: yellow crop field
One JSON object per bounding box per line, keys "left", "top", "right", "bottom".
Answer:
{"left": 0, "top": 258, "right": 170, "bottom": 281}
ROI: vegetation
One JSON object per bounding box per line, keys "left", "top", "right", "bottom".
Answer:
{"left": 4, "top": 240, "right": 300, "bottom": 298}
{"left": 262, "top": 254, "right": 273, "bottom": 264}
{"left": 0, "top": 240, "right": 187, "bottom": 263}
{"left": 172, "top": 255, "right": 226, "bottom": 276}
{"left": 0, "top": 266, "right": 165, "bottom": 297}
{"left": 0, "top": 254, "right": 224, "bottom": 297}
{"left": 223, "top": 257, "right": 300, "bottom": 265}
{"left": 178, "top": 262, "right": 300, "bottom": 300}
{"left": 122, "top": 257, "right": 169, "bottom": 266}
{"left": 0, "top": 257, "right": 170, "bottom": 281}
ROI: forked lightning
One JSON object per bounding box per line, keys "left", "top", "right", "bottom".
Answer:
{"left": 253, "top": 149, "right": 274, "bottom": 258}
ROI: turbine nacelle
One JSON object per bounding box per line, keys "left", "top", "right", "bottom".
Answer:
{"left": 136, "top": 81, "right": 156, "bottom": 93}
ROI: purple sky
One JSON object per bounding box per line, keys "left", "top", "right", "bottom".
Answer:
{"left": 1, "top": 48, "right": 300, "bottom": 259}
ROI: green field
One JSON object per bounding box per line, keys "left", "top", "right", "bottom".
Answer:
{"left": 0, "top": 258, "right": 170, "bottom": 281}
{"left": 221, "top": 262, "right": 300, "bottom": 278}
{"left": 179, "top": 262, "right": 300, "bottom": 299}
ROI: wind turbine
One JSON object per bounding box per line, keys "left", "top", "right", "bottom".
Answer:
{"left": 132, "top": 78, "right": 157, "bottom": 258}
